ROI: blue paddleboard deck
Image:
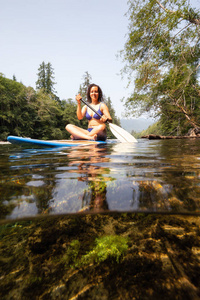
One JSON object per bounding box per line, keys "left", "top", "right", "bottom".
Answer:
{"left": 7, "top": 136, "right": 107, "bottom": 147}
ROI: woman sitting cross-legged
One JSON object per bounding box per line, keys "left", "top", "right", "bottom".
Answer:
{"left": 65, "top": 83, "right": 112, "bottom": 141}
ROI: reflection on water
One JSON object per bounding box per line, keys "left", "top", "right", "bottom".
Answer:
{"left": 0, "top": 139, "right": 200, "bottom": 219}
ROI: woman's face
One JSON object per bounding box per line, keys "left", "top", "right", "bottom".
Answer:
{"left": 90, "top": 86, "right": 99, "bottom": 102}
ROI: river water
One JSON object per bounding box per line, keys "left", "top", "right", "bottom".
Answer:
{"left": 1, "top": 138, "right": 200, "bottom": 220}
{"left": 1, "top": 139, "right": 200, "bottom": 299}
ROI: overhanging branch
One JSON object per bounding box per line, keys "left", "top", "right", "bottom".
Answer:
{"left": 155, "top": 0, "right": 200, "bottom": 25}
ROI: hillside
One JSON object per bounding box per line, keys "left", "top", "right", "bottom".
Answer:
{"left": 120, "top": 118, "right": 155, "bottom": 133}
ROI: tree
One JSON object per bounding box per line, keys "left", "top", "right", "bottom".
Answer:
{"left": 0, "top": 73, "right": 64, "bottom": 141}
{"left": 105, "top": 96, "right": 120, "bottom": 125}
{"left": 33, "top": 89, "right": 63, "bottom": 139}
{"left": 36, "top": 61, "right": 46, "bottom": 90}
{"left": 62, "top": 98, "right": 84, "bottom": 138}
{"left": 78, "top": 71, "right": 92, "bottom": 99}
{"left": 121, "top": 0, "right": 200, "bottom": 134}
{"left": 46, "top": 62, "right": 56, "bottom": 94}
{"left": 77, "top": 71, "right": 93, "bottom": 130}
{"left": 104, "top": 96, "right": 121, "bottom": 138}
{"left": 0, "top": 75, "right": 36, "bottom": 140}
{"left": 36, "top": 61, "right": 56, "bottom": 94}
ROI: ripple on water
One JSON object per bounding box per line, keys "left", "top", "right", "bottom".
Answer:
{"left": 1, "top": 139, "right": 200, "bottom": 219}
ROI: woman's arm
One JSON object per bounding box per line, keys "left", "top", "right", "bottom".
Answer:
{"left": 101, "top": 103, "right": 113, "bottom": 123}
{"left": 76, "top": 94, "right": 86, "bottom": 120}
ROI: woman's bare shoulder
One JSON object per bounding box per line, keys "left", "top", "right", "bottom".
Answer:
{"left": 101, "top": 102, "right": 108, "bottom": 108}
{"left": 101, "top": 102, "right": 109, "bottom": 111}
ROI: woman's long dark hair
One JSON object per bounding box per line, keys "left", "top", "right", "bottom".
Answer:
{"left": 87, "top": 84, "right": 103, "bottom": 103}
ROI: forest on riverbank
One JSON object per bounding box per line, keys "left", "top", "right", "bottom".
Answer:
{"left": 0, "top": 69, "right": 120, "bottom": 141}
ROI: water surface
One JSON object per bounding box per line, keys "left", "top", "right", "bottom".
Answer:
{"left": 1, "top": 139, "right": 200, "bottom": 219}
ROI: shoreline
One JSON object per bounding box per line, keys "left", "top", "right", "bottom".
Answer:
{"left": 142, "top": 134, "right": 200, "bottom": 139}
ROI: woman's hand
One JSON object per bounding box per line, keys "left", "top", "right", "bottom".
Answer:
{"left": 101, "top": 103, "right": 112, "bottom": 123}
{"left": 76, "top": 94, "right": 82, "bottom": 104}
{"left": 100, "top": 115, "right": 109, "bottom": 123}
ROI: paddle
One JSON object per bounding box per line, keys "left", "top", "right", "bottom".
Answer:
{"left": 80, "top": 98, "right": 138, "bottom": 143}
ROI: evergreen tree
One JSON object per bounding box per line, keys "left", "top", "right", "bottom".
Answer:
{"left": 36, "top": 61, "right": 46, "bottom": 90}
{"left": 46, "top": 62, "right": 56, "bottom": 94}
{"left": 36, "top": 61, "right": 56, "bottom": 94}
{"left": 104, "top": 96, "right": 121, "bottom": 138}
{"left": 104, "top": 96, "right": 121, "bottom": 126}
{"left": 77, "top": 71, "right": 93, "bottom": 129}
{"left": 78, "top": 71, "right": 92, "bottom": 99}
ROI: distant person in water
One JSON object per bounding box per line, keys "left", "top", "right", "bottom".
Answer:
{"left": 65, "top": 84, "right": 112, "bottom": 141}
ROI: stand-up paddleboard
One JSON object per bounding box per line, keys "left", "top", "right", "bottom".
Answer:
{"left": 7, "top": 136, "right": 107, "bottom": 148}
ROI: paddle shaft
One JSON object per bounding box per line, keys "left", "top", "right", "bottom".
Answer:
{"left": 80, "top": 98, "right": 138, "bottom": 143}
{"left": 80, "top": 98, "right": 110, "bottom": 123}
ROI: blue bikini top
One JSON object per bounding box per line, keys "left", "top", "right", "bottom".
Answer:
{"left": 85, "top": 104, "right": 103, "bottom": 120}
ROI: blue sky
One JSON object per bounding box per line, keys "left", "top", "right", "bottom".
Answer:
{"left": 1, "top": 0, "right": 131, "bottom": 118}
{"left": 1, "top": 0, "right": 200, "bottom": 119}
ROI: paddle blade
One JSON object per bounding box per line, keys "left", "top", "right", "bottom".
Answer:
{"left": 109, "top": 123, "right": 138, "bottom": 143}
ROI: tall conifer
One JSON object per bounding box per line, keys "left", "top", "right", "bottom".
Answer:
{"left": 36, "top": 62, "right": 56, "bottom": 94}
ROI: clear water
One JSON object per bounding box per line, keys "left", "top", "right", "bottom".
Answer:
{"left": 1, "top": 138, "right": 200, "bottom": 220}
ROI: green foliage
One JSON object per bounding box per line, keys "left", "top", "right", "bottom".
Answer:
{"left": 33, "top": 89, "right": 63, "bottom": 139}
{"left": 134, "top": 121, "right": 162, "bottom": 138}
{"left": 0, "top": 73, "right": 65, "bottom": 140}
{"left": 46, "top": 62, "right": 56, "bottom": 94}
{"left": 36, "top": 61, "right": 56, "bottom": 94}
{"left": 63, "top": 240, "right": 80, "bottom": 267}
{"left": 81, "top": 235, "right": 129, "bottom": 265}
{"left": 104, "top": 96, "right": 121, "bottom": 138}
{"left": 0, "top": 75, "right": 36, "bottom": 140}
{"left": 36, "top": 61, "right": 46, "bottom": 90}
{"left": 63, "top": 98, "right": 88, "bottom": 138}
{"left": 122, "top": 0, "right": 200, "bottom": 135}
{"left": 78, "top": 71, "right": 92, "bottom": 99}
{"left": 0, "top": 69, "right": 119, "bottom": 140}
{"left": 63, "top": 235, "right": 129, "bottom": 269}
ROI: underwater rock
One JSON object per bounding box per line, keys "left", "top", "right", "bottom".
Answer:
{"left": 0, "top": 213, "right": 200, "bottom": 299}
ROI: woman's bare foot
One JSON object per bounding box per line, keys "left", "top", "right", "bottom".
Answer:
{"left": 93, "top": 134, "right": 97, "bottom": 141}
{"left": 70, "top": 132, "right": 98, "bottom": 141}
{"left": 71, "top": 135, "right": 80, "bottom": 140}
